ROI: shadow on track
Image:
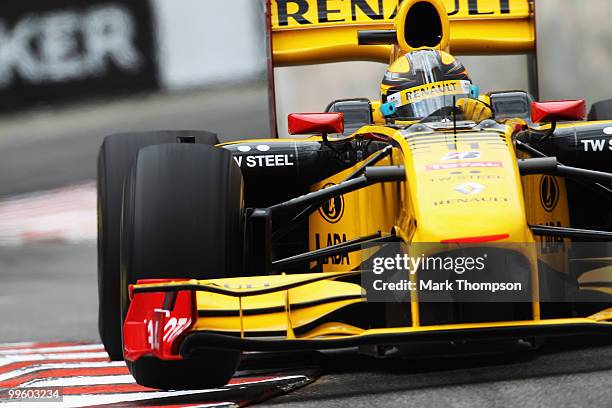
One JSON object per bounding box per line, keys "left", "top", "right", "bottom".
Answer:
{"left": 265, "top": 335, "right": 612, "bottom": 406}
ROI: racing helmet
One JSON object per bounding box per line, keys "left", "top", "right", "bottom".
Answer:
{"left": 381, "top": 49, "right": 473, "bottom": 120}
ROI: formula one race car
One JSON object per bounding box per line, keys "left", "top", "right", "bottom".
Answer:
{"left": 97, "top": 0, "right": 612, "bottom": 389}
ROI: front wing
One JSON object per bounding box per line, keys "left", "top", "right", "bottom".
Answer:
{"left": 123, "top": 274, "right": 612, "bottom": 362}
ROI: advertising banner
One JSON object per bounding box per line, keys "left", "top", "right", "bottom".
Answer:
{"left": 0, "top": 0, "right": 158, "bottom": 111}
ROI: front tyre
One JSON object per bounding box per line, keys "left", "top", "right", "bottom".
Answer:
{"left": 121, "top": 143, "right": 243, "bottom": 389}
{"left": 97, "top": 131, "right": 218, "bottom": 360}
{"left": 126, "top": 354, "right": 240, "bottom": 391}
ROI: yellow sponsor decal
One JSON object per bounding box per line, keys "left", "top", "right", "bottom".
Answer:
{"left": 271, "top": 0, "right": 530, "bottom": 30}
{"left": 388, "top": 80, "right": 470, "bottom": 106}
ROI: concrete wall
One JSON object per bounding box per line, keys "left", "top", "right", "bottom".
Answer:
{"left": 152, "top": 0, "right": 267, "bottom": 90}
{"left": 3, "top": 1, "right": 611, "bottom": 137}
{"left": 537, "top": 0, "right": 612, "bottom": 105}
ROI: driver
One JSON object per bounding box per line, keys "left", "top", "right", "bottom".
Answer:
{"left": 379, "top": 49, "right": 492, "bottom": 123}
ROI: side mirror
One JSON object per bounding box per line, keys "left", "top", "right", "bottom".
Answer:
{"left": 326, "top": 98, "right": 372, "bottom": 135}
{"left": 490, "top": 91, "right": 534, "bottom": 121}
{"left": 288, "top": 113, "right": 344, "bottom": 135}
{"left": 531, "top": 100, "right": 586, "bottom": 123}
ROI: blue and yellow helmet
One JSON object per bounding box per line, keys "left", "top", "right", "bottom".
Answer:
{"left": 381, "top": 49, "right": 472, "bottom": 120}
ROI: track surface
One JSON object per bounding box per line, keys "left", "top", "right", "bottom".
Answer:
{"left": 0, "top": 90, "right": 610, "bottom": 407}
{"left": 268, "top": 340, "right": 612, "bottom": 407}
{"left": 0, "top": 342, "right": 318, "bottom": 407}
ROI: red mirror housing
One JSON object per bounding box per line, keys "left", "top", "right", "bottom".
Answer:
{"left": 531, "top": 100, "right": 586, "bottom": 123}
{"left": 288, "top": 113, "right": 344, "bottom": 135}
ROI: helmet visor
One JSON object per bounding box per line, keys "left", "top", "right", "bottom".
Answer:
{"left": 387, "top": 80, "right": 472, "bottom": 121}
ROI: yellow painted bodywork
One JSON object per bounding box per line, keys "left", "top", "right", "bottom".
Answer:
{"left": 309, "top": 126, "right": 537, "bottom": 244}
{"left": 307, "top": 123, "right": 545, "bottom": 323}
{"left": 309, "top": 153, "right": 400, "bottom": 271}
{"left": 133, "top": 269, "right": 611, "bottom": 343}
{"left": 132, "top": 119, "right": 612, "bottom": 343}
{"left": 192, "top": 274, "right": 363, "bottom": 335}
{"left": 270, "top": 0, "right": 535, "bottom": 65}
{"left": 128, "top": 1, "right": 612, "bottom": 347}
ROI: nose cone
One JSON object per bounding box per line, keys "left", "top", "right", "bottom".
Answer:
{"left": 406, "top": 131, "right": 530, "bottom": 243}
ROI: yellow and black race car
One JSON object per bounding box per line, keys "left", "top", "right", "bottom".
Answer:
{"left": 97, "top": 0, "right": 612, "bottom": 390}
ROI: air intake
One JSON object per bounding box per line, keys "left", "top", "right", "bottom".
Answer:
{"left": 357, "top": 0, "right": 450, "bottom": 54}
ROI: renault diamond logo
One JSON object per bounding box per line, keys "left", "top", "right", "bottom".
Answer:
{"left": 455, "top": 182, "right": 485, "bottom": 195}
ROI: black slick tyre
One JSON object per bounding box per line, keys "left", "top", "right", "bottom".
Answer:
{"left": 121, "top": 143, "right": 243, "bottom": 389}
{"left": 97, "top": 131, "right": 218, "bottom": 360}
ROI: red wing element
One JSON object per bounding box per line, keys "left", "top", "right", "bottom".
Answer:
{"left": 123, "top": 281, "right": 196, "bottom": 362}
{"left": 288, "top": 112, "right": 344, "bottom": 135}
{"left": 531, "top": 100, "right": 586, "bottom": 123}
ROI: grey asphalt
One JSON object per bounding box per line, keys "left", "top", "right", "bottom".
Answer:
{"left": 0, "top": 243, "right": 98, "bottom": 342}
{"left": 266, "top": 339, "right": 612, "bottom": 407}
{"left": 0, "top": 85, "right": 270, "bottom": 197}
{"left": 0, "top": 90, "right": 610, "bottom": 407}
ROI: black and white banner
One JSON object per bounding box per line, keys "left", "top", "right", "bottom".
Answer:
{"left": 0, "top": 0, "right": 159, "bottom": 112}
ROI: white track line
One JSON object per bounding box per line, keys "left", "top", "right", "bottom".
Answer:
{"left": 0, "top": 341, "right": 311, "bottom": 407}
{"left": 21, "top": 374, "right": 307, "bottom": 389}
{"left": 4, "top": 376, "right": 307, "bottom": 408}
{"left": 228, "top": 375, "right": 308, "bottom": 387}
{"left": 0, "top": 361, "right": 125, "bottom": 382}
{"left": 0, "top": 352, "right": 109, "bottom": 366}
{"left": 0, "top": 181, "right": 96, "bottom": 246}
{"left": 22, "top": 374, "right": 136, "bottom": 388}
{"left": 2, "top": 389, "right": 222, "bottom": 408}
{"left": 0, "top": 344, "right": 105, "bottom": 355}
{"left": 2, "top": 370, "right": 307, "bottom": 407}
{"left": 0, "top": 342, "right": 36, "bottom": 348}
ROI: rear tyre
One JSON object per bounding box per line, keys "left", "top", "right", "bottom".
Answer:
{"left": 97, "top": 131, "right": 218, "bottom": 361}
{"left": 121, "top": 143, "right": 243, "bottom": 389}
{"left": 588, "top": 99, "right": 612, "bottom": 120}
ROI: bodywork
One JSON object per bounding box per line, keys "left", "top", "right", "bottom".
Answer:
{"left": 123, "top": 0, "right": 612, "bottom": 362}
{"left": 124, "top": 122, "right": 612, "bottom": 361}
